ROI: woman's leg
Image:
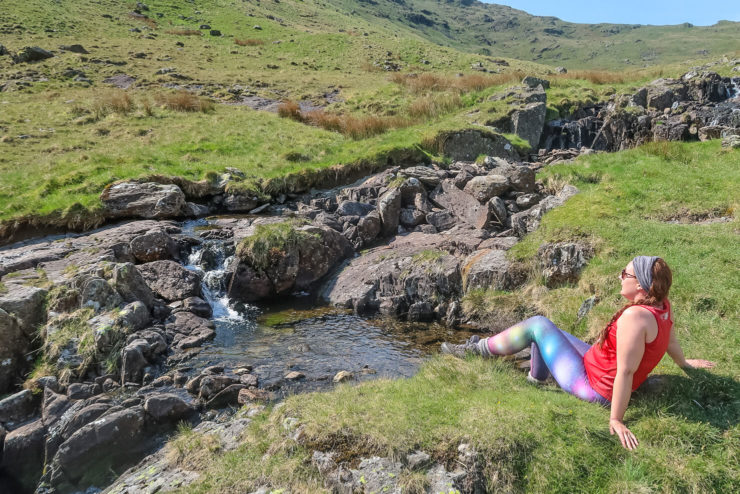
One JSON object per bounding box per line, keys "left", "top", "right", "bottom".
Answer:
{"left": 529, "top": 327, "right": 592, "bottom": 381}
{"left": 477, "top": 316, "right": 607, "bottom": 404}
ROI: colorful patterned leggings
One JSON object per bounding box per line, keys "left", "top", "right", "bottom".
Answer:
{"left": 477, "top": 316, "right": 610, "bottom": 404}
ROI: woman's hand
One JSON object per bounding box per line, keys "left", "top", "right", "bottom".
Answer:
{"left": 610, "top": 419, "right": 639, "bottom": 450}
{"left": 684, "top": 359, "right": 716, "bottom": 369}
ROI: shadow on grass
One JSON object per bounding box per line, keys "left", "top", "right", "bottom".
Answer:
{"left": 632, "top": 369, "right": 740, "bottom": 431}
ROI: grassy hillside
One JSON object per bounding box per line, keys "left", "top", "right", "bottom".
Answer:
{"left": 2, "top": 0, "right": 735, "bottom": 230}
{"left": 165, "top": 140, "right": 739, "bottom": 494}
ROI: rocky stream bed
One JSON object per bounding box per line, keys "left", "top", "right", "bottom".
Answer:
{"left": 0, "top": 70, "right": 738, "bottom": 493}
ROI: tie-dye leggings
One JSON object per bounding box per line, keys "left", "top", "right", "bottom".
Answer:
{"left": 476, "top": 316, "right": 610, "bottom": 404}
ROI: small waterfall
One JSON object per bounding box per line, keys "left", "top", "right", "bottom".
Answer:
{"left": 181, "top": 220, "right": 251, "bottom": 322}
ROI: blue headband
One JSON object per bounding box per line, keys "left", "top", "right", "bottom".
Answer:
{"left": 632, "top": 256, "right": 660, "bottom": 291}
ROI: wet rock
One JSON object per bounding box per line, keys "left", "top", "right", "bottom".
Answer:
{"left": 198, "top": 375, "right": 240, "bottom": 401}
{"left": 239, "top": 373, "right": 258, "bottom": 388}
{"left": 129, "top": 230, "right": 178, "bottom": 263}
{"left": 0, "top": 389, "right": 39, "bottom": 426}
{"left": 13, "top": 46, "right": 54, "bottom": 63}
{"left": 101, "top": 182, "right": 186, "bottom": 219}
{"left": 111, "top": 263, "right": 156, "bottom": 309}
{"left": 206, "top": 384, "right": 246, "bottom": 409}
{"left": 430, "top": 180, "right": 490, "bottom": 229}
{"left": 538, "top": 242, "right": 594, "bottom": 287}
{"left": 138, "top": 260, "right": 202, "bottom": 301}
{"left": 0, "top": 419, "right": 46, "bottom": 491}
{"left": 463, "top": 174, "right": 510, "bottom": 203}
{"left": 144, "top": 393, "right": 196, "bottom": 422}
{"left": 182, "top": 296, "right": 212, "bottom": 318}
{"left": 223, "top": 193, "right": 260, "bottom": 213}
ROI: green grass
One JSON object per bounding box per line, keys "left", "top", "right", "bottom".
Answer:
{"left": 167, "top": 140, "right": 739, "bottom": 493}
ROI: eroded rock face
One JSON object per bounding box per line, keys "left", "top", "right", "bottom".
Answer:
{"left": 439, "top": 129, "right": 518, "bottom": 161}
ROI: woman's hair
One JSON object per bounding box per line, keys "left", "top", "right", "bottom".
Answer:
{"left": 596, "top": 258, "right": 673, "bottom": 347}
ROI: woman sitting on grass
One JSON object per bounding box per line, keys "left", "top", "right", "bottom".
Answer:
{"left": 441, "top": 256, "right": 716, "bottom": 450}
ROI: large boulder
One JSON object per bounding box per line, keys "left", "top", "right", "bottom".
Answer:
{"left": 511, "top": 101, "right": 547, "bottom": 149}
{"left": 437, "top": 129, "right": 518, "bottom": 161}
{"left": 100, "top": 182, "right": 186, "bottom": 219}
{"left": 137, "top": 260, "right": 202, "bottom": 302}
{"left": 79, "top": 277, "right": 123, "bottom": 313}
{"left": 143, "top": 393, "right": 196, "bottom": 422}
{"left": 0, "top": 389, "right": 40, "bottom": 427}
{"left": 323, "top": 233, "right": 469, "bottom": 319}
{"left": 645, "top": 78, "right": 687, "bottom": 111}
{"left": 228, "top": 225, "right": 353, "bottom": 302}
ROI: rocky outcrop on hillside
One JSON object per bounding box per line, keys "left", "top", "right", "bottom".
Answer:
{"left": 539, "top": 71, "right": 740, "bottom": 153}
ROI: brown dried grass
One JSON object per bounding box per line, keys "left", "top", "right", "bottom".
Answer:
{"left": 277, "top": 100, "right": 302, "bottom": 121}
{"left": 408, "top": 93, "right": 463, "bottom": 118}
{"left": 235, "top": 38, "right": 265, "bottom": 46}
{"left": 92, "top": 90, "right": 134, "bottom": 117}
{"left": 390, "top": 71, "right": 524, "bottom": 94}
{"left": 157, "top": 90, "right": 214, "bottom": 112}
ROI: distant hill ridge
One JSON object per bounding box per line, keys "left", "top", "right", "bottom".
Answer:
{"left": 322, "top": 0, "right": 739, "bottom": 68}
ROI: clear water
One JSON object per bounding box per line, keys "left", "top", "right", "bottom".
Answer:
{"left": 180, "top": 218, "right": 476, "bottom": 398}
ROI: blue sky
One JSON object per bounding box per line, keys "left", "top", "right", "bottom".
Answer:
{"left": 484, "top": 1, "right": 740, "bottom": 26}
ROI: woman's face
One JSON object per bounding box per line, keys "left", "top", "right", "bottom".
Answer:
{"left": 619, "top": 261, "right": 645, "bottom": 302}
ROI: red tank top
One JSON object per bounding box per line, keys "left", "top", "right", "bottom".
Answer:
{"left": 583, "top": 301, "right": 673, "bottom": 401}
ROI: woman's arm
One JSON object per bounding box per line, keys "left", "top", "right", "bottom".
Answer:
{"left": 609, "top": 307, "right": 649, "bottom": 450}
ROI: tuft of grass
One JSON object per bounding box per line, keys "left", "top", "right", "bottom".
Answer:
{"left": 277, "top": 100, "right": 302, "bottom": 121}
{"left": 0, "top": 281, "right": 7, "bottom": 295}
{"left": 411, "top": 249, "right": 446, "bottom": 264}
{"left": 156, "top": 91, "right": 215, "bottom": 113}
{"left": 91, "top": 90, "right": 134, "bottom": 118}
{"left": 301, "top": 110, "right": 410, "bottom": 140}
{"left": 236, "top": 220, "right": 317, "bottom": 271}
{"left": 43, "top": 307, "right": 96, "bottom": 372}
{"left": 501, "top": 133, "right": 532, "bottom": 155}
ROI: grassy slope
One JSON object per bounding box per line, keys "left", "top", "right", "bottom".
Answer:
{"left": 166, "top": 140, "right": 738, "bottom": 493}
